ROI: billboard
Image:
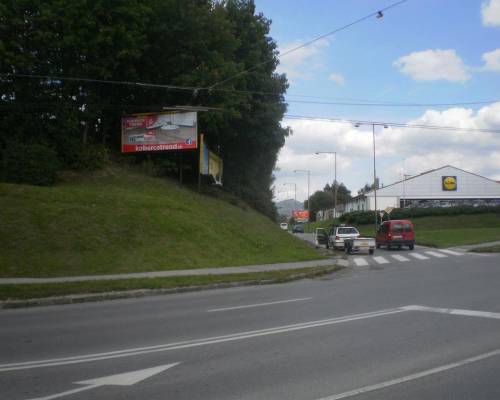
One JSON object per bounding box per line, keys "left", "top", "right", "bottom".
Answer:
{"left": 199, "top": 133, "right": 223, "bottom": 185}
{"left": 121, "top": 112, "right": 197, "bottom": 153}
{"left": 442, "top": 176, "right": 457, "bottom": 191}
{"left": 292, "top": 209, "right": 310, "bottom": 222}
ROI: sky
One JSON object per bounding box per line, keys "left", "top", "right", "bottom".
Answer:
{"left": 253, "top": 0, "right": 500, "bottom": 204}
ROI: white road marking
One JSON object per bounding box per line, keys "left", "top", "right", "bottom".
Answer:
{"left": 391, "top": 255, "right": 410, "bottom": 262}
{"left": 409, "top": 253, "right": 429, "bottom": 260}
{"left": 316, "top": 348, "right": 500, "bottom": 400}
{"left": 352, "top": 258, "right": 369, "bottom": 267}
{"left": 26, "top": 363, "right": 179, "bottom": 400}
{"left": 373, "top": 256, "right": 390, "bottom": 264}
{"left": 438, "top": 249, "right": 464, "bottom": 256}
{"left": 403, "top": 305, "right": 500, "bottom": 320}
{"left": 425, "top": 251, "right": 447, "bottom": 258}
{"left": 207, "top": 297, "right": 312, "bottom": 312}
{"left": 0, "top": 307, "right": 409, "bottom": 372}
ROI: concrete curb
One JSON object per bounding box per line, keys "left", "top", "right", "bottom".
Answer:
{"left": 0, "top": 265, "right": 342, "bottom": 309}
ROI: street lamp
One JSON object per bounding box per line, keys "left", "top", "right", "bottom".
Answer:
{"left": 283, "top": 182, "right": 297, "bottom": 206}
{"left": 293, "top": 169, "right": 310, "bottom": 212}
{"left": 354, "top": 122, "right": 388, "bottom": 234}
{"left": 315, "top": 151, "right": 337, "bottom": 219}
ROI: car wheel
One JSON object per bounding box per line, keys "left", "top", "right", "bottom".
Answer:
{"left": 409, "top": 244, "right": 414, "bottom": 250}
{"left": 376, "top": 243, "right": 381, "bottom": 249}
{"left": 369, "top": 249, "right": 374, "bottom": 255}
{"left": 387, "top": 244, "right": 392, "bottom": 250}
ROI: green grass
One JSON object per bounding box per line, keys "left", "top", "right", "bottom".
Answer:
{"left": 470, "top": 245, "right": 500, "bottom": 253}
{"left": 0, "top": 166, "right": 323, "bottom": 278}
{"left": 0, "top": 266, "right": 340, "bottom": 301}
{"left": 304, "top": 214, "right": 500, "bottom": 248}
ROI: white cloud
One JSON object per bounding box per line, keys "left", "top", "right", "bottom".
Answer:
{"left": 482, "top": 0, "right": 500, "bottom": 26}
{"left": 394, "top": 49, "right": 470, "bottom": 82}
{"left": 276, "top": 39, "right": 329, "bottom": 81}
{"left": 482, "top": 48, "right": 500, "bottom": 71}
{"left": 328, "top": 72, "right": 345, "bottom": 85}
{"left": 274, "top": 103, "right": 500, "bottom": 201}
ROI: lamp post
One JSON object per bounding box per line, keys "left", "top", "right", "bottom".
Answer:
{"left": 354, "top": 123, "right": 387, "bottom": 234}
{"left": 293, "top": 169, "right": 310, "bottom": 212}
{"left": 283, "top": 182, "right": 297, "bottom": 207}
{"left": 315, "top": 151, "right": 337, "bottom": 220}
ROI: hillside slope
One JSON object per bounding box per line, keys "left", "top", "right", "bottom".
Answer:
{"left": 0, "top": 167, "right": 322, "bottom": 277}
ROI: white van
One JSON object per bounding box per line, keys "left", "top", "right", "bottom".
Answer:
{"left": 280, "top": 223, "right": 288, "bottom": 230}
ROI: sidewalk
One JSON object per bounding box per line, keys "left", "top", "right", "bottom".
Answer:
{"left": 0, "top": 259, "right": 338, "bottom": 285}
{"left": 452, "top": 241, "right": 500, "bottom": 250}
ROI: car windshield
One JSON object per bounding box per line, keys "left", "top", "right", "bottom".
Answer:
{"left": 338, "top": 227, "right": 358, "bottom": 234}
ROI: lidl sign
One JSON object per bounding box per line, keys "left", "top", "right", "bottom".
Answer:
{"left": 442, "top": 176, "right": 457, "bottom": 191}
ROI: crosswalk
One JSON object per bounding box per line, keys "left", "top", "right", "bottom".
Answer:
{"left": 351, "top": 249, "right": 468, "bottom": 267}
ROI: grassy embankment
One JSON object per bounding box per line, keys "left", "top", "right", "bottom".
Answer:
{"left": 0, "top": 166, "right": 324, "bottom": 279}
{"left": 304, "top": 214, "right": 500, "bottom": 248}
{"left": 470, "top": 245, "right": 500, "bottom": 253}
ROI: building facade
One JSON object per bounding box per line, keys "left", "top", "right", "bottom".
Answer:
{"left": 344, "top": 165, "right": 500, "bottom": 213}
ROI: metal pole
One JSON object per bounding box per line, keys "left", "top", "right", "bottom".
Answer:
{"left": 372, "top": 124, "right": 378, "bottom": 235}
{"left": 307, "top": 171, "right": 311, "bottom": 212}
{"left": 334, "top": 152, "right": 337, "bottom": 219}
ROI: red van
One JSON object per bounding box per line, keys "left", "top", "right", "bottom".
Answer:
{"left": 376, "top": 220, "right": 415, "bottom": 250}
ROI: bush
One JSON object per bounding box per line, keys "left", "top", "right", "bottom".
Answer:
{"left": 1, "top": 142, "right": 59, "bottom": 186}
{"left": 340, "top": 206, "right": 500, "bottom": 225}
{"left": 73, "top": 144, "right": 108, "bottom": 170}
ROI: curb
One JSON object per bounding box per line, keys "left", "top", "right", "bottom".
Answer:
{"left": 0, "top": 266, "right": 341, "bottom": 309}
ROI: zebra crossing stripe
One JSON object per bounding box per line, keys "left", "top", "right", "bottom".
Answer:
{"left": 409, "top": 253, "right": 429, "bottom": 260}
{"left": 425, "top": 251, "right": 447, "bottom": 258}
{"left": 391, "top": 255, "right": 410, "bottom": 262}
{"left": 373, "top": 256, "right": 390, "bottom": 264}
{"left": 438, "top": 249, "right": 464, "bottom": 256}
{"left": 353, "top": 258, "right": 369, "bottom": 266}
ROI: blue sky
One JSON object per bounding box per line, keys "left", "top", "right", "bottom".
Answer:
{"left": 253, "top": 0, "right": 500, "bottom": 203}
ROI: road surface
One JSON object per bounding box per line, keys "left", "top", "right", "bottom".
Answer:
{"left": 1, "top": 248, "right": 499, "bottom": 399}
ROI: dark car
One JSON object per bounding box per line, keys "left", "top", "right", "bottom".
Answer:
{"left": 292, "top": 224, "right": 304, "bottom": 233}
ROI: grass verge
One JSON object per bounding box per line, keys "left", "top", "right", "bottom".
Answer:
{"left": 0, "top": 166, "right": 323, "bottom": 277}
{"left": 0, "top": 266, "right": 340, "bottom": 302}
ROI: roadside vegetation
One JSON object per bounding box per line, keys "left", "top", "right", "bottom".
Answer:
{"left": 304, "top": 213, "right": 500, "bottom": 248}
{"left": 0, "top": 166, "right": 324, "bottom": 278}
{"left": 0, "top": 266, "right": 340, "bottom": 301}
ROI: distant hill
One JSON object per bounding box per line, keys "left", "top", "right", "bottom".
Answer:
{"left": 276, "top": 199, "right": 304, "bottom": 217}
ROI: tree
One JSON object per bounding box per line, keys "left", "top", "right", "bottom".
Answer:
{"left": 0, "top": 0, "right": 289, "bottom": 219}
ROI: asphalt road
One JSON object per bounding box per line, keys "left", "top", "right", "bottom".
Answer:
{"left": 1, "top": 248, "right": 500, "bottom": 399}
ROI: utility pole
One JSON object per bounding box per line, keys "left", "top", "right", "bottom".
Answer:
{"left": 315, "top": 151, "right": 337, "bottom": 220}
{"left": 354, "top": 123, "right": 388, "bottom": 235}
{"left": 293, "top": 169, "right": 311, "bottom": 212}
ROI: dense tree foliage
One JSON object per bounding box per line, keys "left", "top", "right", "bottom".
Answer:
{"left": 305, "top": 181, "right": 351, "bottom": 221}
{"left": 0, "top": 0, "right": 288, "bottom": 218}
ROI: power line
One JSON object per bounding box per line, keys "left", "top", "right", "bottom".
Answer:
{"left": 0, "top": 73, "right": 201, "bottom": 92}
{"left": 207, "top": 0, "right": 409, "bottom": 90}
{"left": 4, "top": 72, "right": 499, "bottom": 109}
{"left": 283, "top": 114, "right": 500, "bottom": 134}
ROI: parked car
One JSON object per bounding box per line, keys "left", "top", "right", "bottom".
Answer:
{"left": 280, "top": 222, "right": 288, "bottom": 230}
{"left": 328, "top": 225, "right": 360, "bottom": 249}
{"left": 292, "top": 224, "right": 304, "bottom": 233}
{"left": 376, "top": 220, "right": 415, "bottom": 250}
